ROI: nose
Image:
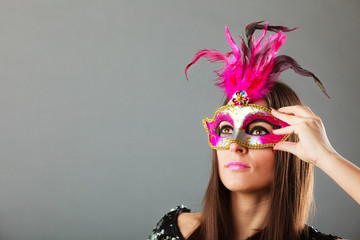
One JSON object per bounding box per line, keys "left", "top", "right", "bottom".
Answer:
{"left": 229, "top": 142, "right": 248, "bottom": 153}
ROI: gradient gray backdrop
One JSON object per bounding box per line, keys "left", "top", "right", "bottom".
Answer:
{"left": 0, "top": 1, "right": 359, "bottom": 239}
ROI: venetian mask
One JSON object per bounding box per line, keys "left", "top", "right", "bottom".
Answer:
{"left": 203, "top": 104, "right": 290, "bottom": 150}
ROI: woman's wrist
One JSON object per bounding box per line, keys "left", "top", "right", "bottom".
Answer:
{"left": 312, "top": 147, "right": 339, "bottom": 170}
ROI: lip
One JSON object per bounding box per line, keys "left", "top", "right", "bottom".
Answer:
{"left": 227, "top": 161, "right": 250, "bottom": 170}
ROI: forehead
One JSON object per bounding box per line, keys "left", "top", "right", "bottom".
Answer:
{"left": 226, "top": 99, "right": 268, "bottom": 108}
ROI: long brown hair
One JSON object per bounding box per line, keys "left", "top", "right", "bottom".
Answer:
{"left": 188, "top": 82, "right": 314, "bottom": 240}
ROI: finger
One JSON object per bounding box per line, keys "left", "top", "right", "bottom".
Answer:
{"left": 272, "top": 125, "right": 296, "bottom": 135}
{"left": 274, "top": 105, "right": 316, "bottom": 118}
{"left": 273, "top": 141, "right": 299, "bottom": 156}
{"left": 271, "top": 109, "right": 305, "bottom": 125}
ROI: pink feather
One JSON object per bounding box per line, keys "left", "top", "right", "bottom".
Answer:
{"left": 185, "top": 22, "right": 329, "bottom": 101}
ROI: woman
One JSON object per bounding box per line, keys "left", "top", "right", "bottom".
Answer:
{"left": 147, "top": 22, "right": 360, "bottom": 240}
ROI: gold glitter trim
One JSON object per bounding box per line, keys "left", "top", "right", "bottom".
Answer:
{"left": 202, "top": 104, "right": 290, "bottom": 150}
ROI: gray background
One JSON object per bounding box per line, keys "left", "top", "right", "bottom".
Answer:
{"left": 0, "top": 0, "right": 359, "bottom": 239}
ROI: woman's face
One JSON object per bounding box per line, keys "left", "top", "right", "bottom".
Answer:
{"left": 217, "top": 99, "right": 275, "bottom": 193}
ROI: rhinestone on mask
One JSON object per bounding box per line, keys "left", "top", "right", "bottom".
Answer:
{"left": 232, "top": 90, "right": 249, "bottom": 106}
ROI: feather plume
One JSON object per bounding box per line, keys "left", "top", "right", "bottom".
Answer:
{"left": 185, "top": 22, "right": 330, "bottom": 102}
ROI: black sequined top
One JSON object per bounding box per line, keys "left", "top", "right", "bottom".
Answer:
{"left": 147, "top": 205, "right": 340, "bottom": 240}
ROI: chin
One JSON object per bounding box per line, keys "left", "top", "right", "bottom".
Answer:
{"left": 223, "top": 181, "right": 272, "bottom": 194}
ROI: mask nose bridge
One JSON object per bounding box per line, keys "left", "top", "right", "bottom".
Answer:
{"left": 232, "top": 109, "right": 247, "bottom": 141}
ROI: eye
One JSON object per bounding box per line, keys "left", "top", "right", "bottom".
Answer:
{"left": 246, "top": 120, "right": 273, "bottom": 136}
{"left": 220, "top": 126, "right": 233, "bottom": 136}
{"left": 249, "top": 126, "right": 270, "bottom": 136}
{"left": 217, "top": 121, "right": 234, "bottom": 137}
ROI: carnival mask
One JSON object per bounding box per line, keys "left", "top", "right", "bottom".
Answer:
{"left": 203, "top": 104, "right": 290, "bottom": 150}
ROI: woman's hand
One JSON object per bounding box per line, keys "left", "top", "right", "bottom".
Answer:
{"left": 271, "top": 105, "right": 335, "bottom": 166}
{"left": 271, "top": 105, "right": 360, "bottom": 205}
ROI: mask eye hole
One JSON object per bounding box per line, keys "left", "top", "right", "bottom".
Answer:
{"left": 248, "top": 126, "right": 269, "bottom": 136}
{"left": 246, "top": 119, "right": 276, "bottom": 136}
{"left": 216, "top": 121, "right": 234, "bottom": 137}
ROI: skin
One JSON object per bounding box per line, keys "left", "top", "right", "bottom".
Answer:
{"left": 178, "top": 102, "right": 354, "bottom": 240}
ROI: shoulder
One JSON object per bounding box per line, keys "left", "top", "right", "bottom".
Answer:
{"left": 147, "top": 205, "right": 194, "bottom": 240}
{"left": 302, "top": 225, "right": 342, "bottom": 240}
{"left": 177, "top": 211, "right": 202, "bottom": 239}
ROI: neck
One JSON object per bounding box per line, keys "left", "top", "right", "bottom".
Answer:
{"left": 230, "top": 189, "right": 271, "bottom": 240}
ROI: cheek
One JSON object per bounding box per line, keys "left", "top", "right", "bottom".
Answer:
{"left": 216, "top": 150, "right": 225, "bottom": 164}
{"left": 251, "top": 150, "right": 276, "bottom": 179}
{"left": 216, "top": 150, "right": 231, "bottom": 172}
{"left": 252, "top": 149, "right": 275, "bottom": 164}
{"left": 216, "top": 150, "right": 229, "bottom": 179}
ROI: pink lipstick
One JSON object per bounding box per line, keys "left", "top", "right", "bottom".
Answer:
{"left": 227, "top": 161, "right": 250, "bottom": 170}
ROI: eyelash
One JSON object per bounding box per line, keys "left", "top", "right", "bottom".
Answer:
{"left": 218, "top": 123, "right": 272, "bottom": 136}
{"left": 249, "top": 126, "right": 270, "bottom": 135}
{"left": 220, "top": 125, "right": 233, "bottom": 136}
